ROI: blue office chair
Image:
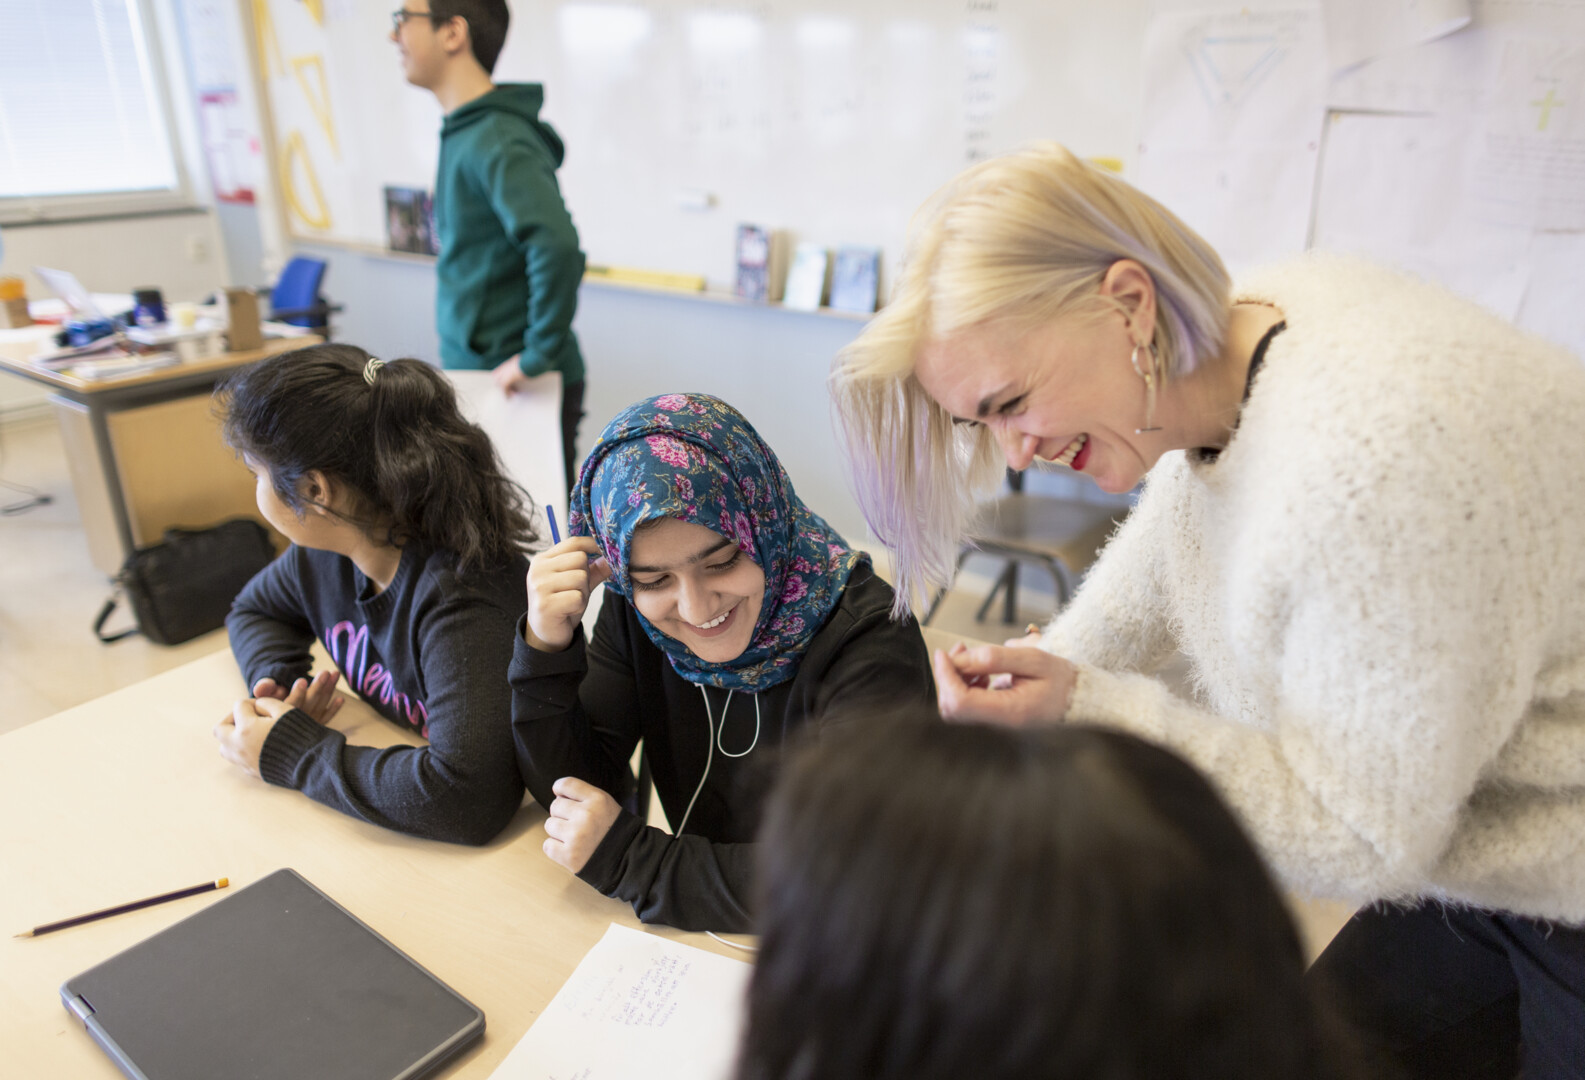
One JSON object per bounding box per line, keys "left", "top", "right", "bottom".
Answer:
{"left": 267, "top": 256, "right": 342, "bottom": 337}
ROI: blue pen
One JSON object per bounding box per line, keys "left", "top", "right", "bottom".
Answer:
{"left": 545, "top": 505, "right": 561, "bottom": 544}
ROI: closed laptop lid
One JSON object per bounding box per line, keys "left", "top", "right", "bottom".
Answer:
{"left": 60, "top": 868, "right": 484, "bottom": 1080}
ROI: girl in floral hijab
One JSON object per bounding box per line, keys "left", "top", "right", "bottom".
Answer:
{"left": 573, "top": 392, "right": 863, "bottom": 689}
{"left": 510, "top": 393, "right": 934, "bottom": 932}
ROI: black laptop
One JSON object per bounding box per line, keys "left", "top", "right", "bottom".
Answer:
{"left": 60, "top": 868, "right": 484, "bottom": 1080}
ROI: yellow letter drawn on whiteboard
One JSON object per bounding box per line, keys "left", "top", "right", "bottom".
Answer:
{"left": 281, "top": 131, "right": 333, "bottom": 232}
{"left": 292, "top": 55, "right": 340, "bottom": 158}
{"left": 252, "top": 0, "right": 285, "bottom": 79}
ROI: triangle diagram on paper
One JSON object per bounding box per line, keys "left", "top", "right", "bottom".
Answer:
{"left": 1188, "top": 34, "right": 1283, "bottom": 107}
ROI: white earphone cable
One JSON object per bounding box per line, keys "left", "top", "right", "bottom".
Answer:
{"left": 707, "top": 930, "right": 759, "bottom": 952}
{"left": 717, "top": 691, "right": 760, "bottom": 759}
{"left": 675, "top": 686, "right": 759, "bottom": 837}
{"left": 674, "top": 686, "right": 721, "bottom": 838}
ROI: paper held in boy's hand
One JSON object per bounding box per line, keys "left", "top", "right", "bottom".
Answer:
{"left": 488, "top": 923, "right": 751, "bottom": 1080}
{"left": 446, "top": 369, "right": 568, "bottom": 538}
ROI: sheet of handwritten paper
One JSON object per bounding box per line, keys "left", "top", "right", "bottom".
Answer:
{"left": 489, "top": 923, "right": 752, "bottom": 1080}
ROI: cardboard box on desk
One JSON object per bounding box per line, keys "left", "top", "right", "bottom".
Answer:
{"left": 222, "top": 287, "right": 263, "bottom": 352}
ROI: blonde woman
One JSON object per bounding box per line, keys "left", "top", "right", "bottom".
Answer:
{"left": 832, "top": 142, "right": 1585, "bottom": 1078}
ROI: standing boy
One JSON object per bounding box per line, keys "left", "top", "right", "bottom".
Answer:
{"left": 391, "top": 0, "right": 586, "bottom": 489}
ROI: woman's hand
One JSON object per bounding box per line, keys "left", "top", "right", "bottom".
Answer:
{"left": 542, "top": 777, "right": 622, "bottom": 874}
{"left": 252, "top": 670, "right": 344, "bottom": 724}
{"left": 933, "top": 641, "right": 1077, "bottom": 727}
{"left": 526, "top": 537, "right": 612, "bottom": 652}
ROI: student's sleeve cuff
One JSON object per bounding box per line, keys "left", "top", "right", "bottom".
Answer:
{"left": 577, "top": 810, "right": 647, "bottom": 896}
{"left": 509, "top": 618, "right": 588, "bottom": 679}
{"left": 257, "top": 708, "right": 337, "bottom": 788}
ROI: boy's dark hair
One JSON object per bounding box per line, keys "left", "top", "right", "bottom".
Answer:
{"left": 432, "top": 0, "right": 509, "bottom": 75}
{"left": 220, "top": 343, "right": 538, "bottom": 572}
{"left": 738, "top": 717, "right": 1372, "bottom": 1080}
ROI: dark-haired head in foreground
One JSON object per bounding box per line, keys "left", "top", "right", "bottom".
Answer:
{"left": 738, "top": 717, "right": 1369, "bottom": 1080}
{"left": 219, "top": 342, "right": 537, "bottom": 572}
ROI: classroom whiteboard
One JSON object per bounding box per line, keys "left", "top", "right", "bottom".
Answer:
{"left": 255, "top": 0, "right": 1154, "bottom": 287}
{"left": 255, "top": 0, "right": 1584, "bottom": 356}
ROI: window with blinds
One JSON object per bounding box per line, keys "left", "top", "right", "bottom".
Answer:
{"left": 0, "top": 0, "right": 191, "bottom": 221}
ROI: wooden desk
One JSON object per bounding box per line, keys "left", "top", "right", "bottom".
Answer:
{"left": 0, "top": 650, "right": 746, "bottom": 1077}
{"left": 0, "top": 337, "right": 314, "bottom": 574}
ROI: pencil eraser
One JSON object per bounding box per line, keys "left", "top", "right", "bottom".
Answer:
{"left": 217, "top": 877, "right": 229, "bottom": 888}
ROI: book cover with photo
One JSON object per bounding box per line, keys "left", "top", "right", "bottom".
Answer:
{"left": 734, "top": 224, "right": 787, "bottom": 302}
{"left": 828, "top": 246, "right": 881, "bottom": 313}
{"left": 384, "top": 186, "right": 438, "bottom": 256}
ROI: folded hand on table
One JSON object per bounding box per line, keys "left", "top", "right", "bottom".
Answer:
{"left": 216, "top": 671, "right": 344, "bottom": 776}
{"left": 251, "top": 670, "right": 345, "bottom": 723}
{"left": 932, "top": 640, "right": 1077, "bottom": 728}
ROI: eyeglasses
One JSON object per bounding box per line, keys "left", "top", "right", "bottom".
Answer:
{"left": 391, "top": 8, "right": 445, "bottom": 32}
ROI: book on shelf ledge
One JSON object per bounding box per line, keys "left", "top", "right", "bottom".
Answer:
{"left": 734, "top": 224, "right": 788, "bottom": 302}
{"left": 384, "top": 186, "right": 438, "bottom": 256}
{"left": 782, "top": 243, "right": 830, "bottom": 311}
{"left": 828, "top": 246, "right": 881, "bottom": 314}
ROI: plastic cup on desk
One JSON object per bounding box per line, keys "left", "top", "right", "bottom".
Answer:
{"left": 170, "top": 302, "right": 199, "bottom": 330}
{"left": 173, "top": 331, "right": 223, "bottom": 362}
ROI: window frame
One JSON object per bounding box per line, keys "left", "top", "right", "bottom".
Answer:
{"left": 0, "top": 0, "right": 200, "bottom": 227}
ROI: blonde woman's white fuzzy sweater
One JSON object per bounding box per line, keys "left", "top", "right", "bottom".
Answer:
{"left": 1042, "top": 255, "right": 1585, "bottom": 924}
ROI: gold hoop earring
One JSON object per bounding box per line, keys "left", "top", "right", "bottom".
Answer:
{"left": 1130, "top": 342, "right": 1163, "bottom": 434}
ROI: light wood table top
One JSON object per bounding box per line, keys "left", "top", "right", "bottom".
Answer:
{"left": 0, "top": 649, "right": 748, "bottom": 1078}
{"left": 0, "top": 335, "right": 312, "bottom": 395}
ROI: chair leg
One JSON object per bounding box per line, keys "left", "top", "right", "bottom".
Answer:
{"left": 1042, "top": 557, "right": 1073, "bottom": 609}
{"left": 1003, "top": 560, "right": 1019, "bottom": 624}
{"left": 923, "top": 549, "right": 970, "bottom": 626}
{"left": 976, "top": 561, "right": 1016, "bottom": 623}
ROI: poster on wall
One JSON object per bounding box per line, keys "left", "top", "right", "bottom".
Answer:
{"left": 198, "top": 90, "right": 259, "bottom": 204}
{"left": 177, "top": 0, "right": 262, "bottom": 204}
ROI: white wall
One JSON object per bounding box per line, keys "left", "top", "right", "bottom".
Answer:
{"left": 0, "top": 211, "right": 228, "bottom": 300}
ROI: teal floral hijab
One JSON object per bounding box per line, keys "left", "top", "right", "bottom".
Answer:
{"left": 569, "top": 393, "right": 866, "bottom": 691}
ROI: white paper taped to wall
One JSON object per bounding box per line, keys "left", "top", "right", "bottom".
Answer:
{"left": 1323, "top": 0, "right": 1473, "bottom": 73}
{"left": 1136, "top": 7, "right": 1329, "bottom": 277}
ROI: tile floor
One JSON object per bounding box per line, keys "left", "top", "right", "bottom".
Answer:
{"left": 0, "top": 412, "right": 231, "bottom": 738}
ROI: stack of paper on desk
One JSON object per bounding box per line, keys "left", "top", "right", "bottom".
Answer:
{"left": 489, "top": 924, "right": 752, "bottom": 1080}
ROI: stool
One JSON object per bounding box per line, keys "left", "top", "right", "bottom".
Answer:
{"left": 923, "top": 489, "right": 1125, "bottom": 626}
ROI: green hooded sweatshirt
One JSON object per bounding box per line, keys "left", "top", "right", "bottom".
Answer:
{"left": 434, "top": 83, "right": 585, "bottom": 382}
